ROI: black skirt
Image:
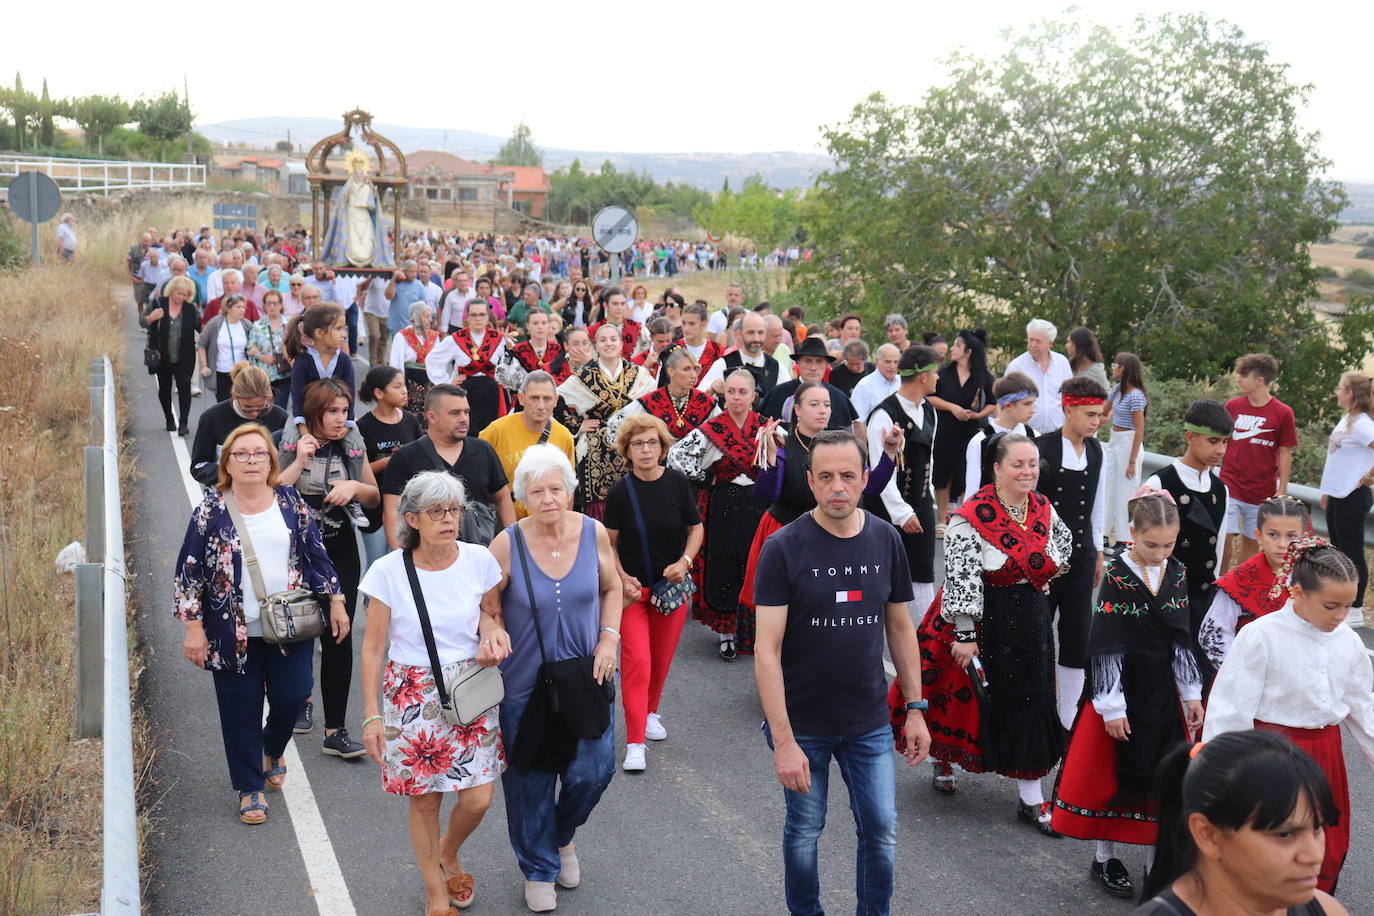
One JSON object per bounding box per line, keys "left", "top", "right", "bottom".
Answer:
{"left": 898, "top": 500, "right": 937, "bottom": 583}
{"left": 979, "top": 582, "right": 1065, "bottom": 779}
{"left": 702, "top": 482, "right": 765, "bottom": 615}
{"left": 464, "top": 374, "right": 502, "bottom": 437}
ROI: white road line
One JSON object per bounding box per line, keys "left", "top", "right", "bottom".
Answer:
{"left": 167, "top": 430, "right": 358, "bottom": 915}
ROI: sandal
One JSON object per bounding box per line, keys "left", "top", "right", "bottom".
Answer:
{"left": 264, "top": 757, "right": 287, "bottom": 790}
{"left": 239, "top": 791, "right": 268, "bottom": 825}
{"left": 445, "top": 870, "right": 474, "bottom": 909}
{"left": 934, "top": 523, "right": 947, "bottom": 539}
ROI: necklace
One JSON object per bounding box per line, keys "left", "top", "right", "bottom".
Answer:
{"left": 795, "top": 431, "right": 815, "bottom": 454}
{"left": 665, "top": 389, "right": 692, "bottom": 431}
{"left": 994, "top": 483, "right": 1028, "bottom": 526}
{"left": 1129, "top": 547, "right": 1162, "bottom": 595}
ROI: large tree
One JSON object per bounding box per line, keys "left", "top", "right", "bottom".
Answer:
{"left": 70, "top": 95, "right": 130, "bottom": 155}
{"left": 493, "top": 120, "right": 543, "bottom": 167}
{"left": 131, "top": 89, "right": 194, "bottom": 160}
{"left": 694, "top": 174, "right": 802, "bottom": 248}
{"left": 794, "top": 14, "right": 1371, "bottom": 418}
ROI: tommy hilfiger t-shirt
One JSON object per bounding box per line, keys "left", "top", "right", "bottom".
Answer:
{"left": 753, "top": 512, "right": 913, "bottom": 737}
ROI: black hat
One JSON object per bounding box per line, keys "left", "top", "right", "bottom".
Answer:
{"left": 793, "top": 336, "right": 835, "bottom": 361}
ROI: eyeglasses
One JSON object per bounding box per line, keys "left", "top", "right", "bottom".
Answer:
{"left": 229, "top": 450, "right": 270, "bottom": 463}
{"left": 421, "top": 506, "right": 463, "bottom": 520}
{"left": 628, "top": 439, "right": 661, "bottom": 451}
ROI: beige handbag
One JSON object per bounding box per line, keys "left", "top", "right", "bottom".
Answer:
{"left": 224, "top": 492, "right": 327, "bottom": 645}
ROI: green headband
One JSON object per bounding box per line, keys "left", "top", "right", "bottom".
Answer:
{"left": 1183, "top": 422, "right": 1229, "bottom": 438}
{"left": 899, "top": 363, "right": 939, "bottom": 378}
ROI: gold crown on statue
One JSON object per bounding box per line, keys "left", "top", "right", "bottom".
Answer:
{"left": 344, "top": 149, "right": 372, "bottom": 174}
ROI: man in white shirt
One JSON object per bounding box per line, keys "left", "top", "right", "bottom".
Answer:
{"left": 438, "top": 270, "right": 475, "bottom": 333}
{"left": 697, "top": 311, "right": 779, "bottom": 398}
{"left": 851, "top": 344, "right": 902, "bottom": 438}
{"left": 764, "top": 314, "right": 793, "bottom": 380}
{"left": 865, "top": 344, "right": 942, "bottom": 616}
{"left": 1003, "top": 318, "right": 1075, "bottom": 436}
{"left": 55, "top": 213, "right": 78, "bottom": 261}
{"left": 707, "top": 282, "right": 744, "bottom": 340}
{"left": 359, "top": 276, "right": 392, "bottom": 366}
{"left": 205, "top": 250, "right": 235, "bottom": 303}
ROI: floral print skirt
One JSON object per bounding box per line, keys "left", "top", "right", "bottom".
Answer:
{"left": 380, "top": 658, "right": 505, "bottom": 796}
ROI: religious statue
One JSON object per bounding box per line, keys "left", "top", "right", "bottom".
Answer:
{"left": 321, "top": 149, "right": 394, "bottom": 268}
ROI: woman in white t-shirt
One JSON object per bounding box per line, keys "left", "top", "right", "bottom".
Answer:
{"left": 1319, "top": 371, "right": 1374, "bottom": 613}
{"left": 358, "top": 470, "right": 511, "bottom": 913}
{"left": 197, "top": 295, "right": 251, "bottom": 402}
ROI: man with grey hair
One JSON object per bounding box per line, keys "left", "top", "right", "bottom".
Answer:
{"left": 884, "top": 314, "right": 910, "bottom": 351}
{"left": 205, "top": 249, "right": 236, "bottom": 302}
{"left": 384, "top": 260, "right": 426, "bottom": 340}
{"left": 1004, "top": 317, "right": 1074, "bottom": 435}
{"left": 480, "top": 370, "right": 576, "bottom": 518}
{"left": 708, "top": 282, "right": 745, "bottom": 340}
{"left": 851, "top": 343, "right": 903, "bottom": 440}
{"left": 55, "top": 213, "right": 77, "bottom": 261}
{"left": 698, "top": 311, "right": 779, "bottom": 398}
{"left": 830, "top": 340, "right": 873, "bottom": 397}
{"left": 764, "top": 313, "right": 793, "bottom": 379}
{"left": 201, "top": 269, "right": 260, "bottom": 326}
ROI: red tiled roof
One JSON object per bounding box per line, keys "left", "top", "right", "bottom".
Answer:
{"left": 406, "top": 150, "right": 500, "bottom": 178}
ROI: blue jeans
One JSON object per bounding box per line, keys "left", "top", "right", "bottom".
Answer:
{"left": 499, "top": 699, "right": 616, "bottom": 882}
{"left": 764, "top": 723, "right": 897, "bottom": 916}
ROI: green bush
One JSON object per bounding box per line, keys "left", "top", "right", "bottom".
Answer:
{"left": 1317, "top": 265, "right": 1340, "bottom": 279}
{"left": 1347, "top": 268, "right": 1374, "bottom": 287}
{"left": 1357, "top": 248, "right": 1374, "bottom": 261}
{"left": 0, "top": 219, "right": 27, "bottom": 271}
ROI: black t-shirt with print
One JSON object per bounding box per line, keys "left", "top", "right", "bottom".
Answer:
{"left": 754, "top": 512, "right": 913, "bottom": 737}
{"left": 381, "top": 435, "right": 508, "bottom": 507}
{"left": 603, "top": 468, "right": 702, "bottom": 584}
{"left": 356, "top": 410, "right": 423, "bottom": 463}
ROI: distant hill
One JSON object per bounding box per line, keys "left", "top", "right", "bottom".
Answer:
{"left": 196, "top": 117, "right": 830, "bottom": 190}
{"left": 1340, "top": 182, "right": 1374, "bottom": 224}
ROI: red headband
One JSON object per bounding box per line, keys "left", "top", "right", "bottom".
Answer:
{"left": 1062, "top": 394, "right": 1106, "bottom": 408}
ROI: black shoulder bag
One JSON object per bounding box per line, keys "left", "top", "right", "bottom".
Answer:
{"left": 507, "top": 524, "right": 613, "bottom": 773}
{"left": 419, "top": 436, "right": 499, "bottom": 546}
{"left": 402, "top": 549, "right": 504, "bottom": 726}
{"left": 623, "top": 472, "right": 696, "bottom": 614}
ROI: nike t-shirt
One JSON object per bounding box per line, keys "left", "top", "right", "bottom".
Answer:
{"left": 753, "top": 512, "right": 913, "bottom": 737}
{"left": 1220, "top": 395, "right": 1298, "bottom": 505}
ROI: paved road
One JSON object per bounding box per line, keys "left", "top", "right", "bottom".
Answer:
{"left": 122, "top": 301, "right": 1374, "bottom": 915}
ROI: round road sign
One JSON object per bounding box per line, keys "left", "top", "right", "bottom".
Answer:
{"left": 592, "top": 205, "right": 638, "bottom": 254}
{"left": 6, "top": 171, "right": 61, "bottom": 224}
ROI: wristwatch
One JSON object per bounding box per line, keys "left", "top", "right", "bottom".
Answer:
{"left": 905, "top": 700, "right": 929, "bottom": 712}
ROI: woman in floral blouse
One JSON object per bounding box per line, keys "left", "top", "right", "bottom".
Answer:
{"left": 174, "top": 423, "right": 345, "bottom": 825}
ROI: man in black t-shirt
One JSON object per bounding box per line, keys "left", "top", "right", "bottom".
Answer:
{"left": 380, "top": 384, "right": 514, "bottom": 548}
{"left": 753, "top": 430, "right": 930, "bottom": 916}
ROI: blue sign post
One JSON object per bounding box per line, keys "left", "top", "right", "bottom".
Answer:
{"left": 213, "top": 202, "right": 258, "bottom": 231}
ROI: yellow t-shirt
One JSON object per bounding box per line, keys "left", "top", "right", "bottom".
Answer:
{"left": 479, "top": 413, "right": 577, "bottom": 518}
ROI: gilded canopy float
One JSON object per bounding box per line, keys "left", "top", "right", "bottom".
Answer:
{"left": 306, "top": 109, "right": 408, "bottom": 272}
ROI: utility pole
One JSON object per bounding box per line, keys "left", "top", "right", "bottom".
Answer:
{"left": 184, "top": 74, "right": 192, "bottom": 162}
{"left": 287, "top": 128, "right": 292, "bottom": 154}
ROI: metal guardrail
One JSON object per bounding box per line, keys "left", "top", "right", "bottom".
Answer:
{"left": 74, "top": 356, "right": 139, "bottom": 914}
{"left": 1138, "top": 450, "right": 1370, "bottom": 543}
{"left": 0, "top": 153, "right": 204, "bottom": 197}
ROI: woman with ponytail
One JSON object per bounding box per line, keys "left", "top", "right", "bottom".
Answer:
{"left": 1136, "top": 730, "right": 1346, "bottom": 914}
{"left": 1202, "top": 537, "right": 1374, "bottom": 894}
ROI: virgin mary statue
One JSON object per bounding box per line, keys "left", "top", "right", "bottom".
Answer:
{"left": 321, "top": 150, "right": 394, "bottom": 268}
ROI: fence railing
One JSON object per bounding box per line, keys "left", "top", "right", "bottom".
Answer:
{"left": 74, "top": 356, "right": 139, "bottom": 914}
{"left": 0, "top": 153, "right": 204, "bottom": 197}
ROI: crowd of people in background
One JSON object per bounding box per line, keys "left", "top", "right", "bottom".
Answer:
{"left": 148, "top": 219, "right": 1372, "bottom": 916}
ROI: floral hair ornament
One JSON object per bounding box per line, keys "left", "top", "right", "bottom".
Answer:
{"left": 1127, "top": 484, "right": 1176, "bottom": 507}
{"left": 1062, "top": 393, "right": 1106, "bottom": 408}
{"left": 1269, "top": 535, "right": 1332, "bottom": 599}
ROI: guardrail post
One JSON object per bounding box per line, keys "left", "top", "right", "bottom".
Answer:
{"left": 85, "top": 446, "right": 105, "bottom": 562}
{"left": 75, "top": 563, "right": 104, "bottom": 737}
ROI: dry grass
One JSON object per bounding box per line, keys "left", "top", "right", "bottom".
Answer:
{"left": 0, "top": 260, "right": 132, "bottom": 913}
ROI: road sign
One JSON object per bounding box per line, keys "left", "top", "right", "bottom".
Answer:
{"left": 213, "top": 202, "right": 257, "bottom": 232}
{"left": 592, "top": 205, "right": 638, "bottom": 254}
{"left": 6, "top": 171, "right": 62, "bottom": 265}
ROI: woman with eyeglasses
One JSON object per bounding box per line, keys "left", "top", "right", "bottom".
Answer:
{"left": 174, "top": 422, "right": 346, "bottom": 825}
{"left": 189, "top": 363, "right": 290, "bottom": 486}
{"left": 246, "top": 289, "right": 292, "bottom": 408}
{"left": 279, "top": 378, "right": 381, "bottom": 759}
{"left": 562, "top": 282, "right": 598, "bottom": 329}
{"left": 284, "top": 275, "right": 305, "bottom": 316}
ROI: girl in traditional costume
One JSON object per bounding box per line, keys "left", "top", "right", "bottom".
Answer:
{"left": 424, "top": 298, "right": 506, "bottom": 436}
{"left": 555, "top": 323, "right": 655, "bottom": 519}
{"left": 1051, "top": 488, "right": 1204, "bottom": 899}
{"left": 1203, "top": 537, "right": 1374, "bottom": 893}
{"left": 668, "top": 368, "right": 763, "bottom": 660}
{"left": 1198, "top": 495, "right": 1308, "bottom": 669}
{"left": 387, "top": 301, "right": 442, "bottom": 426}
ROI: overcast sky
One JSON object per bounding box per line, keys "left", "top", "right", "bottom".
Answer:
{"left": 12, "top": 0, "right": 1373, "bottom": 178}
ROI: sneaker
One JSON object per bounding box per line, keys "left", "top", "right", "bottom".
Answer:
{"left": 556, "top": 844, "right": 580, "bottom": 889}
{"left": 293, "top": 701, "right": 314, "bottom": 734}
{"left": 1091, "top": 858, "right": 1135, "bottom": 899}
{"left": 623, "top": 743, "right": 646, "bottom": 772}
{"left": 322, "top": 728, "right": 366, "bottom": 758}
{"left": 524, "top": 880, "right": 557, "bottom": 912}
{"left": 191, "top": 385, "right": 202, "bottom": 397}
{"left": 645, "top": 713, "right": 667, "bottom": 741}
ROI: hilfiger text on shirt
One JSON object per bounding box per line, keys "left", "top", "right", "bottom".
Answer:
{"left": 810, "top": 614, "right": 883, "bottom": 627}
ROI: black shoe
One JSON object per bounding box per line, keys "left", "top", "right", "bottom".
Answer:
{"left": 718, "top": 638, "right": 736, "bottom": 661}
{"left": 178, "top": 423, "right": 189, "bottom": 437}
{"left": 165, "top": 419, "right": 177, "bottom": 432}
{"left": 1016, "top": 801, "right": 1061, "bottom": 837}
{"left": 1091, "top": 858, "right": 1134, "bottom": 898}
{"left": 931, "top": 762, "right": 957, "bottom": 795}
{"left": 322, "top": 728, "right": 366, "bottom": 759}
{"left": 293, "top": 701, "right": 314, "bottom": 734}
